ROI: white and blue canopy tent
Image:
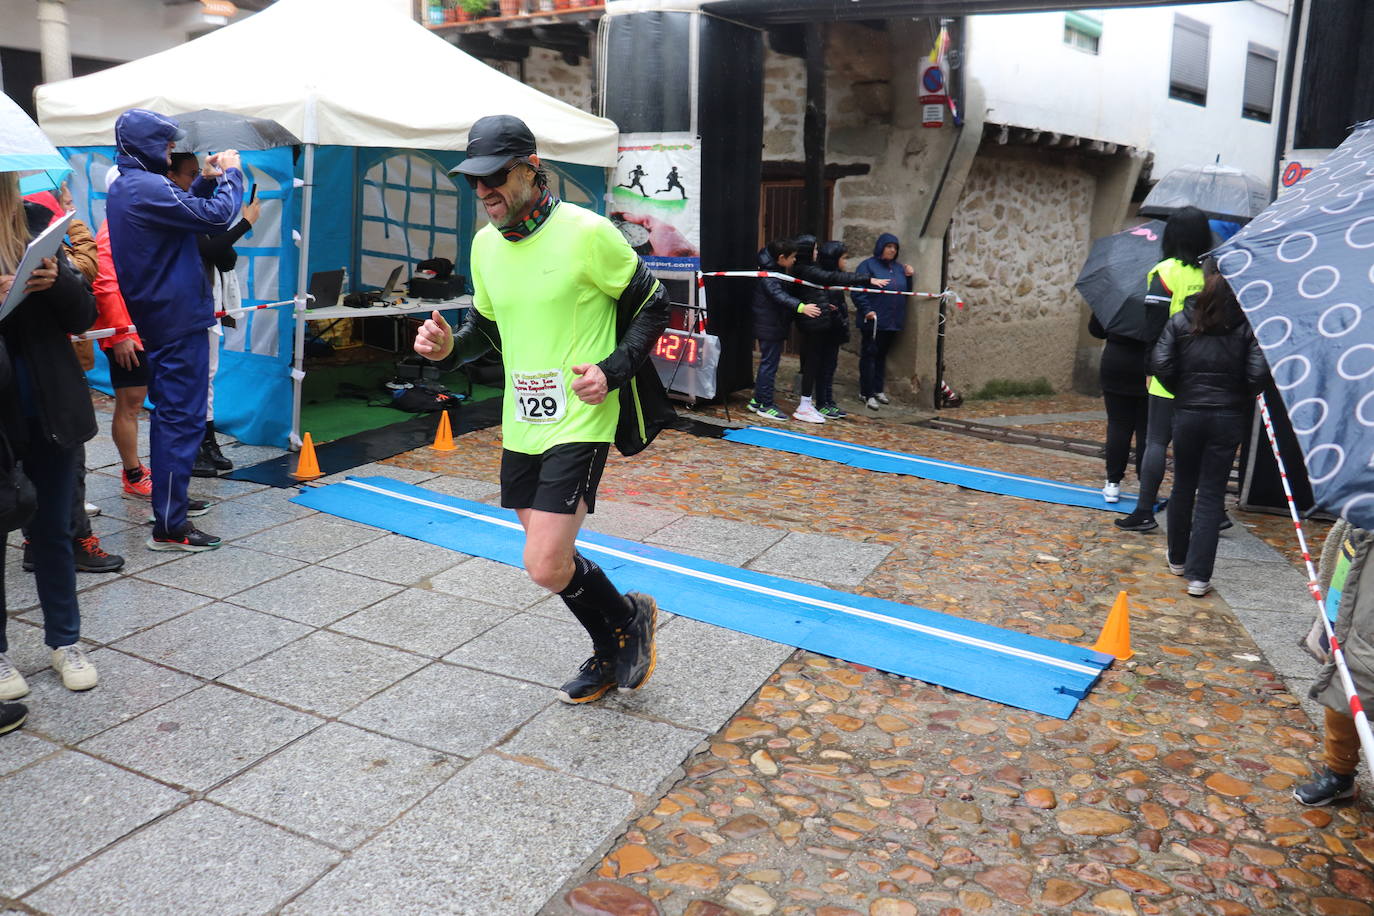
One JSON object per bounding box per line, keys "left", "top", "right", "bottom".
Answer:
{"left": 35, "top": 0, "right": 618, "bottom": 448}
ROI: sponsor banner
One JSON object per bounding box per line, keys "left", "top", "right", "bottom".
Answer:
{"left": 611, "top": 132, "right": 700, "bottom": 271}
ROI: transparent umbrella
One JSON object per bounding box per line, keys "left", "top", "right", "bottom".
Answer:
{"left": 0, "top": 93, "right": 69, "bottom": 193}
{"left": 1140, "top": 163, "right": 1271, "bottom": 223}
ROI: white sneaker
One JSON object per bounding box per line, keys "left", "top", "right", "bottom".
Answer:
{"left": 1167, "top": 561, "right": 1186, "bottom": 576}
{"left": 875, "top": 392, "right": 891, "bottom": 404}
{"left": 1187, "top": 580, "right": 1213, "bottom": 598}
{"left": 792, "top": 404, "right": 826, "bottom": 424}
{"left": 0, "top": 652, "right": 29, "bottom": 700}
{"left": 51, "top": 645, "right": 98, "bottom": 692}
{"left": 865, "top": 397, "right": 881, "bottom": 411}
{"left": 84, "top": 502, "right": 101, "bottom": 517}
{"left": 1102, "top": 481, "right": 1120, "bottom": 503}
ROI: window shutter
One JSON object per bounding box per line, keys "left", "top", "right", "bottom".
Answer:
{"left": 1244, "top": 43, "right": 1278, "bottom": 119}
{"left": 1170, "top": 15, "right": 1210, "bottom": 95}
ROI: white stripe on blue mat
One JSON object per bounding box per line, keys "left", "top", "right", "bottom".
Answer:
{"left": 722, "top": 425, "right": 1148, "bottom": 514}
{"left": 293, "top": 477, "right": 1113, "bottom": 719}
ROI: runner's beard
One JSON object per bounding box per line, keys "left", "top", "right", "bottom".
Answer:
{"left": 490, "top": 181, "right": 539, "bottom": 228}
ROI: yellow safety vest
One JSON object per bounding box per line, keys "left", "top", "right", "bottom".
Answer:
{"left": 1145, "top": 258, "right": 1204, "bottom": 398}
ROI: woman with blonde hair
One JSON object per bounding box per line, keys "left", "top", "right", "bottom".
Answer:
{"left": 0, "top": 171, "right": 102, "bottom": 708}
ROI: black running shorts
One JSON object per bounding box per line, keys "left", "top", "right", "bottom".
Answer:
{"left": 106, "top": 350, "right": 150, "bottom": 389}
{"left": 500, "top": 442, "right": 610, "bottom": 514}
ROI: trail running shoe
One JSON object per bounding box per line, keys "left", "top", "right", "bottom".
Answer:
{"left": 754, "top": 405, "right": 787, "bottom": 421}
{"left": 820, "top": 404, "right": 847, "bottom": 419}
{"left": 1114, "top": 512, "right": 1158, "bottom": 532}
{"left": 557, "top": 655, "right": 617, "bottom": 705}
{"left": 122, "top": 465, "right": 152, "bottom": 499}
{"left": 1293, "top": 768, "right": 1358, "bottom": 806}
{"left": 148, "top": 526, "right": 223, "bottom": 552}
{"left": 612, "top": 592, "right": 658, "bottom": 691}
{"left": 74, "top": 535, "right": 124, "bottom": 573}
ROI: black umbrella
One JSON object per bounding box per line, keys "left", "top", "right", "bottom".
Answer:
{"left": 170, "top": 109, "right": 301, "bottom": 152}
{"left": 1212, "top": 118, "right": 1374, "bottom": 530}
{"left": 1075, "top": 220, "right": 1169, "bottom": 342}
{"left": 1139, "top": 164, "right": 1270, "bottom": 223}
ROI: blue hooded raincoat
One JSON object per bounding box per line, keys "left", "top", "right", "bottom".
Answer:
{"left": 853, "top": 233, "right": 910, "bottom": 332}
{"left": 105, "top": 108, "right": 243, "bottom": 347}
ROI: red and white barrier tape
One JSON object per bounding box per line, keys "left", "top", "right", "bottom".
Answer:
{"left": 698, "top": 270, "right": 964, "bottom": 309}
{"left": 1256, "top": 392, "right": 1374, "bottom": 763}
{"left": 70, "top": 297, "right": 299, "bottom": 342}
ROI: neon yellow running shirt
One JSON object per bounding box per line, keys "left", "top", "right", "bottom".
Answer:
{"left": 470, "top": 202, "right": 638, "bottom": 455}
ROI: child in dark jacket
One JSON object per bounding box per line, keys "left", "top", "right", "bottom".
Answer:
{"left": 748, "top": 238, "right": 817, "bottom": 420}
{"left": 791, "top": 235, "right": 886, "bottom": 423}
{"left": 814, "top": 241, "right": 857, "bottom": 419}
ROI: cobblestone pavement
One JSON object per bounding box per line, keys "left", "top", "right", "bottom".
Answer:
{"left": 4, "top": 392, "right": 1368, "bottom": 915}
{"left": 497, "top": 393, "right": 1372, "bottom": 916}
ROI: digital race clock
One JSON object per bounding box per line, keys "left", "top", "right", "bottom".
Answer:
{"left": 652, "top": 329, "right": 701, "bottom": 367}
{"left": 649, "top": 329, "right": 720, "bottom": 399}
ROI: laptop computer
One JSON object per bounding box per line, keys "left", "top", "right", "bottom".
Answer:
{"left": 307, "top": 268, "right": 345, "bottom": 310}
{"left": 378, "top": 264, "right": 403, "bottom": 300}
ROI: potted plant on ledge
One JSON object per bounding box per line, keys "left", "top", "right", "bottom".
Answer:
{"left": 457, "top": 0, "right": 487, "bottom": 20}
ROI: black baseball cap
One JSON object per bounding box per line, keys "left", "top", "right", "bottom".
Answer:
{"left": 450, "top": 115, "right": 538, "bottom": 178}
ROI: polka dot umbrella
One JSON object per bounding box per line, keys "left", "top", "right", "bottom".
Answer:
{"left": 1213, "top": 118, "right": 1374, "bottom": 529}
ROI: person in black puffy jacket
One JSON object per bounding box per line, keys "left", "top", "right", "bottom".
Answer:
{"left": 791, "top": 235, "right": 886, "bottom": 423}
{"left": 1148, "top": 263, "right": 1269, "bottom": 597}
{"left": 0, "top": 174, "right": 101, "bottom": 700}
{"left": 748, "top": 238, "right": 814, "bottom": 420}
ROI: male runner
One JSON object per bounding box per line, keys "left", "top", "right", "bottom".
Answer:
{"left": 414, "top": 115, "right": 673, "bottom": 704}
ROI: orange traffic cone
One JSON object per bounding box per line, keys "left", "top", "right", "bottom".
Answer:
{"left": 431, "top": 411, "right": 456, "bottom": 451}
{"left": 291, "top": 432, "right": 322, "bottom": 480}
{"left": 1091, "top": 590, "right": 1135, "bottom": 661}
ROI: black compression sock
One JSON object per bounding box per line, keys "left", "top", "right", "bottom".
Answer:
{"left": 559, "top": 552, "right": 634, "bottom": 650}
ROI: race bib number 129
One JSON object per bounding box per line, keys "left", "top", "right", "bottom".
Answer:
{"left": 512, "top": 369, "right": 567, "bottom": 424}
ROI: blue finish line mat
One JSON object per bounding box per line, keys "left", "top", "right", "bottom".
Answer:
{"left": 293, "top": 477, "right": 1112, "bottom": 719}
{"left": 722, "top": 426, "right": 1147, "bottom": 515}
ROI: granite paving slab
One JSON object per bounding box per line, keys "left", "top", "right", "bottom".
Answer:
{"left": 1232, "top": 608, "right": 1324, "bottom": 680}
{"left": 645, "top": 515, "right": 787, "bottom": 566}
{"left": 501, "top": 704, "right": 705, "bottom": 794}
{"left": 218, "top": 442, "right": 288, "bottom": 467}
{"left": 330, "top": 589, "right": 513, "bottom": 657}
{"left": 177, "top": 475, "right": 268, "bottom": 499}
{"left": 1210, "top": 556, "right": 1311, "bottom": 610}
{"left": 89, "top": 493, "right": 156, "bottom": 526}
{"left": 1214, "top": 525, "right": 1295, "bottom": 563}
{"left": 39, "top": 578, "right": 212, "bottom": 645}
{"left": 82, "top": 471, "right": 126, "bottom": 503}
{"left": 319, "top": 532, "right": 471, "bottom": 586}
{"left": 203, "top": 504, "right": 301, "bottom": 542}
{"left": 1, "top": 618, "right": 54, "bottom": 677}
{"left": 219, "top": 630, "right": 428, "bottom": 717}
{"left": 221, "top": 485, "right": 319, "bottom": 519}
{"left": 0, "top": 751, "right": 185, "bottom": 898}
{"left": 523, "top": 593, "right": 677, "bottom": 626}
{"left": 134, "top": 546, "right": 305, "bottom": 599}
{"left": 22, "top": 649, "right": 201, "bottom": 744}
{"left": 113, "top": 602, "right": 311, "bottom": 680}
{"left": 605, "top": 617, "right": 794, "bottom": 732}
{"left": 79, "top": 684, "right": 320, "bottom": 792}
{"left": 27, "top": 802, "right": 339, "bottom": 916}
{"left": 230, "top": 565, "right": 402, "bottom": 627}
{"left": 428, "top": 556, "right": 552, "bottom": 609}
{"left": 0, "top": 730, "right": 57, "bottom": 777}
{"left": 443, "top": 611, "right": 593, "bottom": 688}
{"left": 89, "top": 513, "right": 135, "bottom": 538}
{"left": 317, "top": 462, "right": 440, "bottom": 486}
{"left": 417, "top": 475, "right": 502, "bottom": 502}
{"left": 748, "top": 530, "right": 893, "bottom": 587}
{"left": 342, "top": 662, "right": 549, "bottom": 757}
{"left": 282, "top": 755, "right": 634, "bottom": 916}
{"left": 235, "top": 515, "right": 387, "bottom": 564}
{"left": 209, "top": 722, "right": 462, "bottom": 849}
{"left": 580, "top": 499, "right": 684, "bottom": 542}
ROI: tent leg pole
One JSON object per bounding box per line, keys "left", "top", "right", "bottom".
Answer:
{"left": 290, "top": 142, "right": 316, "bottom": 450}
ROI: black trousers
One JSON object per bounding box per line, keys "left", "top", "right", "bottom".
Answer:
{"left": 1102, "top": 392, "right": 1149, "bottom": 484}
{"left": 1133, "top": 395, "right": 1175, "bottom": 514}
{"left": 1167, "top": 408, "right": 1244, "bottom": 582}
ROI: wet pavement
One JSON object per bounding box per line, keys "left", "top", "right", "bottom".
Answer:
{"left": 2, "top": 389, "right": 1370, "bottom": 915}
{"left": 522, "top": 392, "right": 1372, "bottom": 916}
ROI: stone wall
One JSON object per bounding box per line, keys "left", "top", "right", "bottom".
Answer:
{"left": 480, "top": 48, "right": 595, "bottom": 113}
{"left": 762, "top": 48, "right": 805, "bottom": 162}
{"left": 944, "top": 145, "right": 1095, "bottom": 395}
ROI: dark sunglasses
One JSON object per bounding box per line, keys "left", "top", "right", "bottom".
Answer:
{"left": 464, "top": 161, "right": 521, "bottom": 191}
